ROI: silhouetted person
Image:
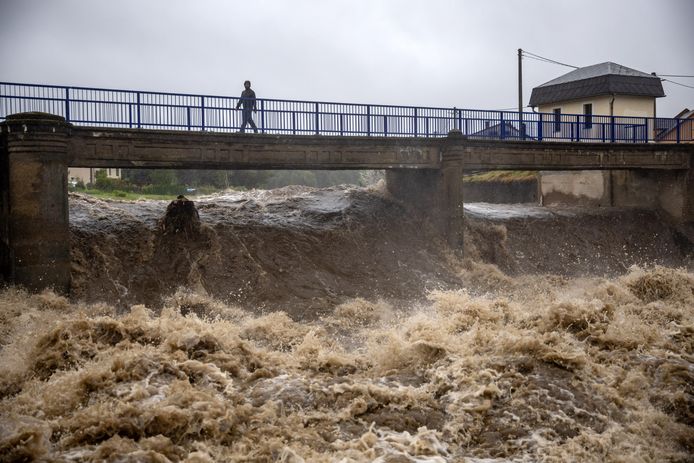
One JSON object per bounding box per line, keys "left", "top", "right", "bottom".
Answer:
{"left": 236, "top": 80, "right": 258, "bottom": 133}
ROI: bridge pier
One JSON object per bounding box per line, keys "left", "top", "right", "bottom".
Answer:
{"left": 0, "top": 113, "right": 71, "bottom": 293}
{"left": 385, "top": 160, "right": 464, "bottom": 246}
{"left": 610, "top": 169, "right": 694, "bottom": 224}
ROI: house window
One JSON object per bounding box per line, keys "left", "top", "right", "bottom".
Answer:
{"left": 583, "top": 103, "right": 593, "bottom": 129}
{"left": 553, "top": 108, "right": 561, "bottom": 132}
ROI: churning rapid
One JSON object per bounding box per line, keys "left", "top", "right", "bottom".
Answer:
{"left": 1, "top": 184, "right": 693, "bottom": 462}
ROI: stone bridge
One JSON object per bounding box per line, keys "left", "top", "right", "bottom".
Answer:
{"left": 2, "top": 112, "right": 693, "bottom": 293}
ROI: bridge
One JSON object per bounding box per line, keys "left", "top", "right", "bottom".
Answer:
{"left": 1, "top": 83, "right": 693, "bottom": 294}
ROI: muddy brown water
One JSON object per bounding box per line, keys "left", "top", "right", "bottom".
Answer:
{"left": 1, "top": 185, "right": 693, "bottom": 462}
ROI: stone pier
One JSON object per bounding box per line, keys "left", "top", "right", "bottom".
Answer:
{"left": 0, "top": 113, "right": 71, "bottom": 293}
{"left": 385, "top": 132, "right": 465, "bottom": 245}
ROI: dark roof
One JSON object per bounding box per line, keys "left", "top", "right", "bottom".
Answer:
{"left": 529, "top": 62, "right": 665, "bottom": 106}
{"left": 469, "top": 122, "right": 526, "bottom": 139}
{"left": 674, "top": 108, "right": 694, "bottom": 119}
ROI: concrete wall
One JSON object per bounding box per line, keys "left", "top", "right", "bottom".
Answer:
{"left": 540, "top": 170, "right": 609, "bottom": 206}
{"left": 611, "top": 169, "right": 694, "bottom": 222}
{"left": 463, "top": 179, "right": 538, "bottom": 204}
{"left": 385, "top": 162, "right": 464, "bottom": 244}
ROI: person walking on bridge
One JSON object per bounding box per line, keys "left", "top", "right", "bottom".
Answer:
{"left": 236, "top": 80, "right": 258, "bottom": 133}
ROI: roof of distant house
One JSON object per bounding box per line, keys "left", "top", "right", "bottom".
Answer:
{"left": 529, "top": 62, "right": 665, "bottom": 107}
{"left": 469, "top": 122, "right": 524, "bottom": 139}
{"left": 674, "top": 108, "right": 694, "bottom": 119}
{"left": 655, "top": 108, "right": 694, "bottom": 141}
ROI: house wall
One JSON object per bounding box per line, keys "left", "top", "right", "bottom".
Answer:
{"left": 538, "top": 95, "right": 613, "bottom": 117}
{"left": 68, "top": 167, "right": 93, "bottom": 185}
{"left": 538, "top": 95, "right": 655, "bottom": 142}
{"left": 613, "top": 95, "right": 655, "bottom": 117}
{"left": 657, "top": 118, "right": 694, "bottom": 144}
{"left": 68, "top": 167, "right": 121, "bottom": 185}
{"left": 538, "top": 95, "right": 654, "bottom": 117}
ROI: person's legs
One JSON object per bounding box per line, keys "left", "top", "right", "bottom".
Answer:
{"left": 249, "top": 116, "right": 258, "bottom": 133}
{"left": 240, "top": 109, "right": 251, "bottom": 133}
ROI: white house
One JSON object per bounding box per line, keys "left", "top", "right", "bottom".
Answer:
{"left": 529, "top": 62, "right": 665, "bottom": 206}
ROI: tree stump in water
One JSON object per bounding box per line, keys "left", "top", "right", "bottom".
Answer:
{"left": 160, "top": 195, "right": 201, "bottom": 236}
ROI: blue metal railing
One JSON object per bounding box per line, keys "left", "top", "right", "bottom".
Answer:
{"left": 0, "top": 82, "right": 690, "bottom": 143}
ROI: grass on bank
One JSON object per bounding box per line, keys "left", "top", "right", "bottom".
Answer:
{"left": 75, "top": 189, "right": 180, "bottom": 200}
{"left": 463, "top": 170, "right": 537, "bottom": 183}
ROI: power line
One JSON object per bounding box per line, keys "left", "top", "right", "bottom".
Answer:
{"left": 661, "top": 78, "right": 694, "bottom": 90}
{"left": 521, "top": 50, "right": 579, "bottom": 69}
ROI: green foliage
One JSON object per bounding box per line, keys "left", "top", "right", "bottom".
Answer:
{"left": 94, "top": 169, "right": 129, "bottom": 191}
{"left": 149, "top": 170, "right": 178, "bottom": 186}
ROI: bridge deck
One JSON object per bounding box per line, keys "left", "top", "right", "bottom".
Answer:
{"left": 68, "top": 126, "right": 693, "bottom": 171}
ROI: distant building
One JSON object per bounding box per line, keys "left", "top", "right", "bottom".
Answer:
{"left": 656, "top": 108, "right": 694, "bottom": 143}
{"left": 68, "top": 168, "right": 121, "bottom": 186}
{"left": 529, "top": 62, "right": 665, "bottom": 206}
{"left": 469, "top": 121, "right": 526, "bottom": 140}
{"left": 529, "top": 61, "right": 665, "bottom": 119}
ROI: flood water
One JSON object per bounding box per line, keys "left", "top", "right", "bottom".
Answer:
{"left": 1, "top": 185, "right": 693, "bottom": 462}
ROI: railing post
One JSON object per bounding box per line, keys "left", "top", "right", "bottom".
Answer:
{"left": 366, "top": 105, "right": 371, "bottom": 136}
{"left": 383, "top": 115, "right": 388, "bottom": 136}
{"left": 136, "top": 92, "right": 141, "bottom": 129}
{"left": 260, "top": 99, "right": 266, "bottom": 134}
{"left": 64, "top": 87, "right": 70, "bottom": 122}
{"left": 340, "top": 113, "right": 344, "bottom": 136}
{"left": 576, "top": 115, "right": 581, "bottom": 142}
{"left": 201, "top": 96, "right": 205, "bottom": 131}
{"left": 676, "top": 118, "right": 681, "bottom": 143}
{"left": 128, "top": 103, "right": 133, "bottom": 128}
{"left": 413, "top": 107, "right": 418, "bottom": 137}
{"left": 644, "top": 117, "right": 648, "bottom": 142}
{"left": 538, "top": 113, "right": 543, "bottom": 141}
{"left": 315, "top": 102, "right": 319, "bottom": 135}
{"left": 610, "top": 115, "right": 615, "bottom": 143}
{"left": 500, "top": 112, "right": 505, "bottom": 139}
{"left": 425, "top": 117, "right": 429, "bottom": 137}
{"left": 186, "top": 106, "right": 191, "bottom": 131}
{"left": 292, "top": 110, "right": 296, "bottom": 135}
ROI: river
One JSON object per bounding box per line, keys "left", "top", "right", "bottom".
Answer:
{"left": 1, "top": 185, "right": 692, "bottom": 462}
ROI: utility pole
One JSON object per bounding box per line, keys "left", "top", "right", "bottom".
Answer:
{"left": 518, "top": 48, "right": 523, "bottom": 115}
{"left": 518, "top": 48, "right": 525, "bottom": 138}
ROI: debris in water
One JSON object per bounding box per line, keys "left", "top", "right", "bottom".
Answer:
{"left": 160, "top": 195, "right": 201, "bottom": 236}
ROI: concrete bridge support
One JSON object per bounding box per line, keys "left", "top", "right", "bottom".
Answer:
{"left": 0, "top": 113, "right": 71, "bottom": 293}
{"left": 385, "top": 160, "right": 464, "bottom": 245}
{"left": 610, "top": 169, "right": 694, "bottom": 224}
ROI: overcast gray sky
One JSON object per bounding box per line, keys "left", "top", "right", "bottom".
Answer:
{"left": 2, "top": 0, "right": 693, "bottom": 117}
